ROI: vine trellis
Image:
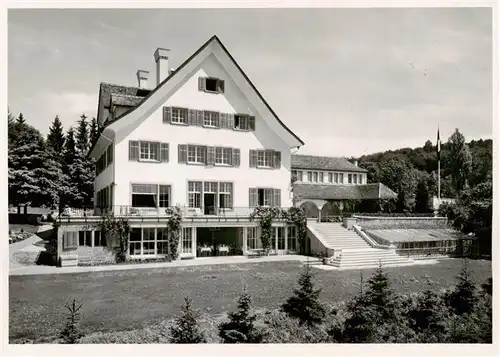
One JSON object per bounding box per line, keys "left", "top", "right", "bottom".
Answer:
{"left": 165, "top": 206, "right": 183, "bottom": 261}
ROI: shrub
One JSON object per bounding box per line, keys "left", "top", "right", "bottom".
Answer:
{"left": 60, "top": 298, "right": 84, "bottom": 344}
{"left": 218, "top": 287, "right": 263, "bottom": 343}
{"left": 169, "top": 297, "right": 206, "bottom": 343}
{"left": 281, "top": 264, "right": 326, "bottom": 326}
{"left": 261, "top": 310, "right": 330, "bottom": 343}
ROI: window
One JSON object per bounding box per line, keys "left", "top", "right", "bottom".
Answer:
{"left": 187, "top": 145, "right": 206, "bottom": 164}
{"left": 79, "top": 231, "right": 92, "bottom": 247}
{"left": 181, "top": 228, "right": 193, "bottom": 254}
{"left": 353, "top": 174, "right": 357, "bottom": 184}
{"left": 319, "top": 172, "right": 324, "bottom": 183}
{"left": 328, "top": 173, "right": 333, "bottom": 183}
{"left": 139, "top": 141, "right": 159, "bottom": 161}
{"left": 291, "top": 170, "right": 297, "bottom": 181}
{"left": 203, "top": 111, "right": 219, "bottom": 127}
{"left": 94, "top": 231, "right": 107, "bottom": 247}
{"left": 219, "top": 182, "right": 233, "bottom": 209}
{"left": 258, "top": 188, "right": 273, "bottom": 206}
{"left": 287, "top": 226, "right": 297, "bottom": 251}
{"left": 257, "top": 150, "right": 273, "bottom": 168}
{"left": 215, "top": 147, "right": 232, "bottom": 165}
{"left": 348, "top": 174, "right": 352, "bottom": 184}
{"left": 277, "top": 227, "right": 285, "bottom": 250}
{"left": 297, "top": 171, "right": 303, "bottom": 182}
{"left": 313, "top": 172, "right": 318, "bottom": 182}
{"left": 307, "top": 172, "right": 312, "bottom": 182}
{"left": 188, "top": 181, "right": 202, "bottom": 208}
{"left": 131, "top": 184, "right": 158, "bottom": 208}
{"left": 249, "top": 188, "right": 280, "bottom": 207}
{"left": 334, "top": 173, "right": 339, "bottom": 184}
{"left": 249, "top": 149, "right": 280, "bottom": 169}
{"left": 157, "top": 228, "right": 168, "bottom": 255}
{"left": 247, "top": 227, "right": 258, "bottom": 250}
{"left": 171, "top": 107, "right": 188, "bottom": 124}
{"left": 142, "top": 228, "right": 155, "bottom": 256}
{"left": 234, "top": 115, "right": 255, "bottom": 131}
{"left": 63, "top": 232, "right": 78, "bottom": 250}
{"left": 159, "top": 185, "right": 170, "bottom": 208}
{"left": 129, "top": 228, "right": 142, "bottom": 256}
{"left": 339, "top": 173, "right": 344, "bottom": 184}
{"left": 199, "top": 77, "right": 225, "bottom": 94}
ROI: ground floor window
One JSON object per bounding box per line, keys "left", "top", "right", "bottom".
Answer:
{"left": 128, "top": 227, "right": 172, "bottom": 256}
{"left": 79, "top": 231, "right": 92, "bottom": 247}
{"left": 181, "top": 228, "right": 193, "bottom": 254}
{"left": 277, "top": 227, "right": 285, "bottom": 250}
{"left": 94, "top": 231, "right": 107, "bottom": 247}
{"left": 129, "top": 228, "right": 142, "bottom": 255}
{"left": 247, "top": 227, "right": 257, "bottom": 250}
{"left": 287, "top": 226, "right": 297, "bottom": 251}
{"left": 157, "top": 227, "right": 168, "bottom": 255}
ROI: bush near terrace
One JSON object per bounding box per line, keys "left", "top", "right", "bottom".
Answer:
{"left": 53, "top": 260, "right": 491, "bottom": 344}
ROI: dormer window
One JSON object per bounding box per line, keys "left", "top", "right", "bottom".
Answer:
{"left": 198, "top": 77, "right": 225, "bottom": 94}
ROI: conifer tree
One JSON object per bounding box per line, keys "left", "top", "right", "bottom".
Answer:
{"left": 63, "top": 127, "right": 77, "bottom": 168}
{"left": 219, "top": 287, "right": 263, "bottom": 343}
{"left": 446, "top": 258, "right": 478, "bottom": 315}
{"left": 415, "top": 179, "right": 430, "bottom": 213}
{"left": 76, "top": 114, "right": 89, "bottom": 154}
{"left": 169, "top": 297, "right": 206, "bottom": 343}
{"left": 47, "top": 115, "right": 65, "bottom": 158}
{"left": 16, "top": 112, "right": 26, "bottom": 125}
{"left": 89, "top": 117, "right": 100, "bottom": 148}
{"left": 60, "top": 298, "right": 84, "bottom": 344}
{"left": 281, "top": 263, "right": 326, "bottom": 326}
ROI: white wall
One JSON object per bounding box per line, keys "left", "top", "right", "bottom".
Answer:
{"left": 112, "top": 54, "right": 293, "bottom": 208}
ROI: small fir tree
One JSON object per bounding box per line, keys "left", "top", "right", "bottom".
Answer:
{"left": 169, "top": 297, "right": 206, "bottom": 343}
{"left": 218, "top": 287, "right": 262, "bottom": 343}
{"left": 364, "top": 262, "right": 397, "bottom": 322}
{"left": 60, "top": 298, "right": 84, "bottom": 344}
{"left": 281, "top": 263, "right": 326, "bottom": 326}
{"left": 446, "top": 258, "right": 478, "bottom": 315}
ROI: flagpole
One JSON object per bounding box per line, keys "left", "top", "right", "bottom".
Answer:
{"left": 437, "top": 125, "right": 441, "bottom": 204}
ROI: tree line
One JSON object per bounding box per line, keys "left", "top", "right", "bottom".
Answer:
{"left": 8, "top": 111, "right": 99, "bottom": 210}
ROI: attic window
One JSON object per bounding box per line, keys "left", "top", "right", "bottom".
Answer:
{"left": 199, "top": 77, "right": 225, "bottom": 94}
{"left": 234, "top": 114, "right": 255, "bottom": 131}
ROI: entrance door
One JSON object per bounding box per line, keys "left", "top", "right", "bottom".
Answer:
{"left": 204, "top": 193, "right": 216, "bottom": 215}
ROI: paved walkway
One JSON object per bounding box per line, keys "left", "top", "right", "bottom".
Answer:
{"left": 9, "top": 225, "right": 53, "bottom": 270}
{"left": 9, "top": 254, "right": 317, "bottom": 276}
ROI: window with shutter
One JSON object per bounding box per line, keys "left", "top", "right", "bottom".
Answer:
{"left": 188, "top": 109, "right": 197, "bottom": 125}
{"left": 196, "top": 110, "right": 204, "bottom": 126}
{"left": 129, "top": 141, "right": 139, "bottom": 161}
{"left": 163, "top": 107, "right": 172, "bottom": 123}
{"left": 249, "top": 150, "right": 257, "bottom": 167}
{"left": 219, "top": 112, "right": 227, "bottom": 128}
{"left": 227, "top": 113, "right": 235, "bottom": 129}
{"left": 232, "top": 148, "right": 240, "bottom": 167}
{"left": 249, "top": 188, "right": 258, "bottom": 207}
{"left": 207, "top": 146, "right": 215, "bottom": 165}
{"left": 160, "top": 143, "right": 169, "bottom": 162}
{"left": 178, "top": 144, "right": 187, "bottom": 163}
{"left": 273, "top": 151, "right": 281, "bottom": 169}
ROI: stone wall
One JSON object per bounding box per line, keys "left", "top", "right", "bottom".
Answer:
{"left": 354, "top": 215, "right": 448, "bottom": 230}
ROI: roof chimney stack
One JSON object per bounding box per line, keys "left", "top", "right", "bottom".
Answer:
{"left": 154, "top": 47, "right": 170, "bottom": 87}
{"left": 353, "top": 160, "right": 358, "bottom": 167}
{"left": 136, "top": 70, "right": 149, "bottom": 89}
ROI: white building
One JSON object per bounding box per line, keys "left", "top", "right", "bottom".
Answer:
{"left": 56, "top": 35, "right": 396, "bottom": 267}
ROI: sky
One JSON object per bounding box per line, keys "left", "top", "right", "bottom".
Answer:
{"left": 7, "top": 8, "right": 493, "bottom": 157}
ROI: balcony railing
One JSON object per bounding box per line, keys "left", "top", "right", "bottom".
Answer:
{"left": 57, "top": 205, "right": 290, "bottom": 219}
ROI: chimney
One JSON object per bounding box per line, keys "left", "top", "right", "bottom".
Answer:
{"left": 154, "top": 47, "right": 170, "bottom": 86}
{"left": 353, "top": 160, "right": 358, "bottom": 167}
{"left": 136, "top": 70, "right": 149, "bottom": 89}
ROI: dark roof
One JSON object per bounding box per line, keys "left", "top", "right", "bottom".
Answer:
{"left": 294, "top": 183, "right": 397, "bottom": 200}
{"left": 292, "top": 155, "right": 367, "bottom": 173}
{"left": 110, "top": 93, "right": 145, "bottom": 107}
{"left": 91, "top": 35, "right": 304, "bottom": 157}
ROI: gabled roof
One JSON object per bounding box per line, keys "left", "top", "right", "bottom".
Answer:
{"left": 294, "top": 183, "right": 397, "bottom": 200}
{"left": 292, "top": 154, "right": 367, "bottom": 173}
{"left": 91, "top": 35, "right": 304, "bottom": 157}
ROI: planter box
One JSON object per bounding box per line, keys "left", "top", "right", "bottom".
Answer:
{"left": 343, "top": 217, "right": 357, "bottom": 229}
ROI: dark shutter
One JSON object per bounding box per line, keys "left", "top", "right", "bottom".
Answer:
{"left": 249, "top": 116, "right": 256, "bottom": 131}
{"left": 198, "top": 77, "right": 206, "bottom": 91}
{"left": 207, "top": 146, "right": 215, "bottom": 165}
{"left": 196, "top": 110, "right": 204, "bottom": 126}
{"left": 188, "top": 109, "right": 197, "bottom": 125}
{"left": 227, "top": 113, "right": 235, "bottom": 129}
{"left": 273, "top": 151, "right": 281, "bottom": 169}
{"left": 178, "top": 144, "right": 187, "bottom": 163}
{"left": 129, "top": 141, "right": 139, "bottom": 161}
{"left": 249, "top": 188, "right": 258, "bottom": 207}
{"left": 249, "top": 150, "right": 257, "bottom": 167}
{"left": 160, "top": 143, "right": 169, "bottom": 162}
{"left": 273, "top": 189, "right": 281, "bottom": 207}
{"left": 163, "top": 107, "right": 172, "bottom": 123}
{"left": 217, "top": 79, "right": 225, "bottom": 93}
{"left": 231, "top": 148, "right": 240, "bottom": 167}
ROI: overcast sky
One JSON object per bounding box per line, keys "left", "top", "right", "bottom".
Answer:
{"left": 8, "top": 8, "right": 492, "bottom": 157}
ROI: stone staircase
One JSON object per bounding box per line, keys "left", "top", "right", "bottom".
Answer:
{"left": 308, "top": 222, "right": 415, "bottom": 269}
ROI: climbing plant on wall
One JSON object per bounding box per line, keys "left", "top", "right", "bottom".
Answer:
{"left": 99, "top": 215, "right": 131, "bottom": 263}
{"left": 250, "top": 207, "right": 307, "bottom": 254}
{"left": 166, "top": 206, "right": 183, "bottom": 261}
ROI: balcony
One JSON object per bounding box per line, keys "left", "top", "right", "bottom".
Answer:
{"left": 56, "top": 205, "right": 289, "bottom": 222}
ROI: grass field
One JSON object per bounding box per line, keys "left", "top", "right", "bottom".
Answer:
{"left": 9, "top": 258, "right": 491, "bottom": 343}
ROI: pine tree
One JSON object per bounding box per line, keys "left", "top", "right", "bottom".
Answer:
{"left": 47, "top": 115, "right": 65, "bottom": 158}
{"left": 76, "top": 114, "right": 89, "bottom": 154}
{"left": 281, "top": 263, "right": 326, "bottom": 326}
{"left": 169, "top": 297, "right": 206, "bottom": 343}
{"left": 414, "top": 179, "right": 430, "bottom": 213}
{"left": 218, "top": 287, "right": 263, "bottom": 343}
{"left": 16, "top": 112, "right": 26, "bottom": 125}
{"left": 60, "top": 298, "right": 84, "bottom": 344}
{"left": 63, "top": 127, "right": 77, "bottom": 168}
{"left": 446, "top": 258, "right": 478, "bottom": 315}
{"left": 364, "top": 262, "right": 397, "bottom": 321}
{"left": 89, "top": 117, "right": 100, "bottom": 148}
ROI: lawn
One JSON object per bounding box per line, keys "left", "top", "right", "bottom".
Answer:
{"left": 9, "top": 259, "right": 492, "bottom": 343}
